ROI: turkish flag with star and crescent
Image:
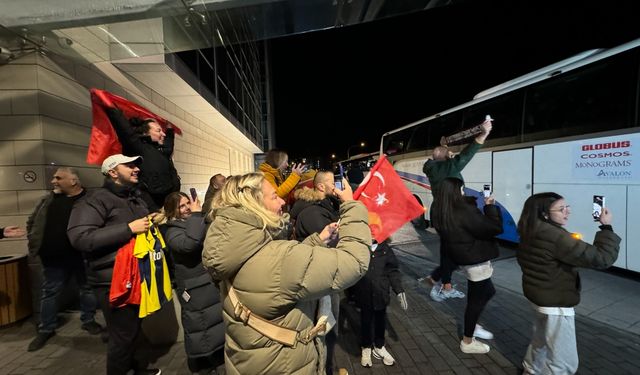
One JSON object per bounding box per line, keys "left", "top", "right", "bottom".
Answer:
{"left": 353, "top": 155, "right": 425, "bottom": 243}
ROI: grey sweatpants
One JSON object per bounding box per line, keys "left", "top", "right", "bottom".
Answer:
{"left": 522, "top": 310, "right": 578, "bottom": 375}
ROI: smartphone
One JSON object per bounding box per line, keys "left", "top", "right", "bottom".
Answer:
{"left": 483, "top": 184, "right": 491, "bottom": 198}
{"left": 593, "top": 195, "right": 605, "bottom": 221}
{"left": 189, "top": 187, "right": 198, "bottom": 201}
{"left": 335, "top": 179, "right": 343, "bottom": 190}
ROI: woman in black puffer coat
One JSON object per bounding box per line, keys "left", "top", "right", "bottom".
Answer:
{"left": 163, "top": 192, "right": 224, "bottom": 373}
{"left": 431, "top": 177, "right": 503, "bottom": 355}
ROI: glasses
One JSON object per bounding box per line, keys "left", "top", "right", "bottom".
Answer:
{"left": 550, "top": 205, "right": 571, "bottom": 213}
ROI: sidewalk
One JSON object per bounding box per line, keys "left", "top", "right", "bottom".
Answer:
{"left": 1, "top": 223, "right": 639, "bottom": 374}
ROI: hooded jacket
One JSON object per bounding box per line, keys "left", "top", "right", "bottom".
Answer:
{"left": 517, "top": 221, "right": 620, "bottom": 307}
{"left": 258, "top": 162, "right": 301, "bottom": 199}
{"left": 67, "top": 178, "right": 149, "bottom": 286}
{"left": 290, "top": 187, "right": 340, "bottom": 240}
{"left": 202, "top": 200, "right": 371, "bottom": 375}
{"left": 164, "top": 213, "right": 224, "bottom": 358}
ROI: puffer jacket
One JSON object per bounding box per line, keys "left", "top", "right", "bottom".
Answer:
{"left": 258, "top": 162, "right": 300, "bottom": 199}
{"left": 67, "top": 179, "right": 149, "bottom": 286}
{"left": 202, "top": 200, "right": 371, "bottom": 375}
{"left": 434, "top": 197, "right": 503, "bottom": 265}
{"left": 164, "top": 213, "right": 224, "bottom": 358}
{"left": 517, "top": 221, "right": 620, "bottom": 307}
{"left": 290, "top": 187, "right": 340, "bottom": 240}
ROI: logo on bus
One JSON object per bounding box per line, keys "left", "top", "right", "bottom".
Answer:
{"left": 581, "top": 140, "right": 631, "bottom": 151}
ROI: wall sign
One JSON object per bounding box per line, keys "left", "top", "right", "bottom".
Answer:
{"left": 23, "top": 170, "right": 37, "bottom": 183}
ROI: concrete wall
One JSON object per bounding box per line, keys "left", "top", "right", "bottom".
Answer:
{"left": 0, "top": 51, "right": 255, "bottom": 257}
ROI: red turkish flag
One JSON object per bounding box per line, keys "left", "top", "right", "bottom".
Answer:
{"left": 87, "top": 88, "right": 182, "bottom": 165}
{"left": 354, "top": 155, "right": 425, "bottom": 243}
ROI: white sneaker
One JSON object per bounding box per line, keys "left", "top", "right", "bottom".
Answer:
{"left": 360, "top": 347, "right": 372, "bottom": 367}
{"left": 460, "top": 338, "right": 490, "bottom": 354}
{"left": 372, "top": 346, "right": 395, "bottom": 366}
{"left": 473, "top": 324, "right": 494, "bottom": 340}
{"left": 430, "top": 284, "right": 444, "bottom": 302}
{"left": 441, "top": 286, "right": 465, "bottom": 299}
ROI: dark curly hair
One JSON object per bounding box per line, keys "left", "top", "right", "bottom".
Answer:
{"left": 129, "top": 117, "right": 156, "bottom": 136}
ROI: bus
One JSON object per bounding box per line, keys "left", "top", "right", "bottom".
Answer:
{"left": 380, "top": 37, "right": 640, "bottom": 272}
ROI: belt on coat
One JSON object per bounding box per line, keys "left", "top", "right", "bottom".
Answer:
{"left": 228, "top": 286, "right": 326, "bottom": 347}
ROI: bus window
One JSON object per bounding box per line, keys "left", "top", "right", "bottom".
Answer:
{"left": 383, "top": 127, "right": 413, "bottom": 155}
{"left": 462, "top": 91, "right": 524, "bottom": 145}
{"left": 523, "top": 50, "right": 638, "bottom": 142}
{"left": 421, "top": 113, "right": 463, "bottom": 149}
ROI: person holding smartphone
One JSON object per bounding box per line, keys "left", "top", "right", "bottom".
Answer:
{"left": 162, "top": 191, "right": 224, "bottom": 374}
{"left": 258, "top": 149, "right": 305, "bottom": 200}
{"left": 517, "top": 193, "right": 620, "bottom": 374}
{"left": 421, "top": 118, "right": 493, "bottom": 301}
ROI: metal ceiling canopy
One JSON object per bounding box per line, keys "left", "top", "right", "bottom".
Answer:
{"left": 0, "top": 0, "right": 463, "bottom": 64}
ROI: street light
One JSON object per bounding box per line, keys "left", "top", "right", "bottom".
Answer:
{"left": 347, "top": 142, "right": 365, "bottom": 159}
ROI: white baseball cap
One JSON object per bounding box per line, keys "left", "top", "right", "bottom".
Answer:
{"left": 101, "top": 154, "right": 142, "bottom": 175}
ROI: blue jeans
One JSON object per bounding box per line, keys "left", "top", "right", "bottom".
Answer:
{"left": 38, "top": 258, "right": 97, "bottom": 333}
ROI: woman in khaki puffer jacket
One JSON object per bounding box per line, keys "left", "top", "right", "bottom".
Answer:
{"left": 203, "top": 172, "right": 371, "bottom": 374}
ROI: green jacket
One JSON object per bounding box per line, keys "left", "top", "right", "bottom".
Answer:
{"left": 202, "top": 200, "right": 371, "bottom": 375}
{"left": 517, "top": 221, "right": 620, "bottom": 307}
{"left": 423, "top": 141, "right": 481, "bottom": 195}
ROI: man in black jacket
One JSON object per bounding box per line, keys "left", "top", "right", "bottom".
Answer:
{"left": 289, "top": 170, "right": 342, "bottom": 374}
{"left": 68, "top": 154, "right": 160, "bottom": 375}
{"left": 290, "top": 171, "right": 341, "bottom": 240}
{"left": 27, "top": 167, "right": 102, "bottom": 352}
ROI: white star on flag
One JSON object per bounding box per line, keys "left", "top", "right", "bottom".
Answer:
{"left": 375, "top": 193, "right": 388, "bottom": 206}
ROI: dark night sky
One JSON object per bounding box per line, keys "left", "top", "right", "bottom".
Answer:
{"left": 269, "top": 0, "right": 640, "bottom": 164}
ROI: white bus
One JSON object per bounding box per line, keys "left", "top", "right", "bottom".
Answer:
{"left": 380, "top": 38, "right": 640, "bottom": 272}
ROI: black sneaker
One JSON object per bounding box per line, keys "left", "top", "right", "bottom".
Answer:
{"left": 27, "top": 331, "right": 55, "bottom": 352}
{"left": 134, "top": 369, "right": 161, "bottom": 375}
{"left": 81, "top": 321, "right": 104, "bottom": 335}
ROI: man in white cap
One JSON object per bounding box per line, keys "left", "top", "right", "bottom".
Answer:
{"left": 68, "top": 154, "right": 161, "bottom": 375}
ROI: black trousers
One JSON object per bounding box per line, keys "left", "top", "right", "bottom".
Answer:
{"left": 360, "top": 308, "right": 386, "bottom": 349}
{"left": 464, "top": 278, "right": 495, "bottom": 337}
{"left": 430, "top": 240, "right": 457, "bottom": 284}
{"left": 95, "top": 287, "right": 142, "bottom": 375}
{"left": 325, "top": 330, "right": 337, "bottom": 375}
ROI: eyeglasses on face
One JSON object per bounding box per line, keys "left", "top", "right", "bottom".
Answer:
{"left": 550, "top": 205, "right": 571, "bottom": 213}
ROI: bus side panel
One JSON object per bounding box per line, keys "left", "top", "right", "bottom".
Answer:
{"left": 491, "top": 149, "right": 533, "bottom": 243}
{"left": 460, "top": 152, "right": 492, "bottom": 195}
{"left": 394, "top": 158, "right": 431, "bottom": 215}
{"left": 626, "top": 185, "right": 640, "bottom": 272}
{"left": 533, "top": 136, "right": 638, "bottom": 270}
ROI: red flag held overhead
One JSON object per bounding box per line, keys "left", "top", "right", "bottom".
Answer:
{"left": 87, "top": 88, "right": 182, "bottom": 165}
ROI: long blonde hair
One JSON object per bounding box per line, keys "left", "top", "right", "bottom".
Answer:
{"left": 211, "top": 172, "right": 285, "bottom": 230}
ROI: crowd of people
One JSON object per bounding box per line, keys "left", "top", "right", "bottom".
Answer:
{"left": 0, "top": 111, "right": 621, "bottom": 375}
